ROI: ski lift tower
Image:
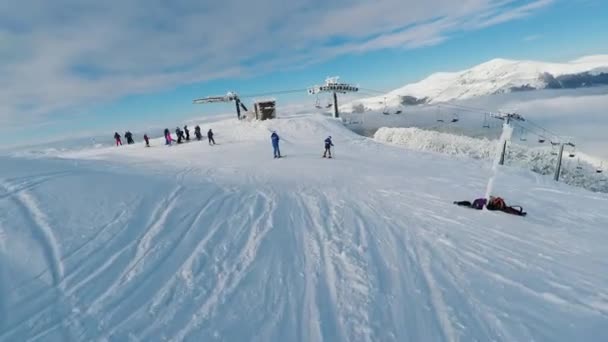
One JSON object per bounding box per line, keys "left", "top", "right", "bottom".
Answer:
{"left": 493, "top": 112, "right": 525, "bottom": 165}
{"left": 308, "top": 77, "right": 359, "bottom": 119}
{"left": 193, "top": 91, "right": 248, "bottom": 120}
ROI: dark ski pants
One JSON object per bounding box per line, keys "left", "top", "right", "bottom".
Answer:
{"left": 208, "top": 137, "right": 215, "bottom": 145}
{"left": 323, "top": 147, "right": 332, "bottom": 157}
{"left": 273, "top": 145, "right": 281, "bottom": 158}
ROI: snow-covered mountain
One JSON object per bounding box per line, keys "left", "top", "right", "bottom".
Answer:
{"left": 348, "top": 55, "right": 608, "bottom": 111}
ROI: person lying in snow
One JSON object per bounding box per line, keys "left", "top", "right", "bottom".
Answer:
{"left": 454, "top": 196, "right": 527, "bottom": 216}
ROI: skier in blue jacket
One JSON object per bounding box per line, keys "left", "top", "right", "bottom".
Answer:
{"left": 271, "top": 131, "right": 281, "bottom": 158}
{"left": 323, "top": 136, "right": 334, "bottom": 158}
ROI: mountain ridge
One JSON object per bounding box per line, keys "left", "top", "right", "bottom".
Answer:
{"left": 347, "top": 55, "right": 608, "bottom": 111}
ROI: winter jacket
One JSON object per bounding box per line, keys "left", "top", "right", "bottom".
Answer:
{"left": 271, "top": 133, "right": 280, "bottom": 146}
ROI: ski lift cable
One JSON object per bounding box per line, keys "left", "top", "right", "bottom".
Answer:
{"left": 511, "top": 122, "right": 550, "bottom": 141}
{"left": 239, "top": 88, "right": 309, "bottom": 99}
{"left": 512, "top": 122, "right": 548, "bottom": 141}
{"left": 523, "top": 118, "right": 567, "bottom": 141}
{"left": 358, "top": 87, "right": 391, "bottom": 94}
{"left": 237, "top": 84, "right": 570, "bottom": 142}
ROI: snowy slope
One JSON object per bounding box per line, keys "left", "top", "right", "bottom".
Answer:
{"left": 347, "top": 55, "right": 608, "bottom": 110}
{"left": 1, "top": 114, "right": 608, "bottom": 341}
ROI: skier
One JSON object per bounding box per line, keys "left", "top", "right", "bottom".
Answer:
{"left": 164, "top": 128, "right": 172, "bottom": 145}
{"left": 176, "top": 127, "right": 183, "bottom": 144}
{"left": 194, "top": 125, "right": 202, "bottom": 141}
{"left": 207, "top": 129, "right": 216, "bottom": 145}
{"left": 144, "top": 134, "right": 150, "bottom": 147}
{"left": 125, "top": 131, "right": 134, "bottom": 144}
{"left": 114, "top": 132, "right": 122, "bottom": 146}
{"left": 184, "top": 125, "right": 190, "bottom": 141}
{"left": 271, "top": 131, "right": 281, "bottom": 158}
{"left": 323, "top": 136, "right": 334, "bottom": 158}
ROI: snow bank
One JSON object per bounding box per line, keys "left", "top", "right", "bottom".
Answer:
{"left": 374, "top": 126, "right": 608, "bottom": 193}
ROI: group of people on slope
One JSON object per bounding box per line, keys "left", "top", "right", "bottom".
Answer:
{"left": 114, "top": 127, "right": 334, "bottom": 160}
{"left": 113, "top": 131, "right": 135, "bottom": 146}
{"left": 114, "top": 125, "right": 216, "bottom": 148}
{"left": 269, "top": 131, "right": 333, "bottom": 159}
{"left": 164, "top": 125, "right": 215, "bottom": 146}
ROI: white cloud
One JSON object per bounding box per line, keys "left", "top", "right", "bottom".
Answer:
{"left": 0, "top": 0, "right": 554, "bottom": 127}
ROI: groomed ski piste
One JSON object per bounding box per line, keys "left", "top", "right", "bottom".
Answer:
{"left": 1, "top": 114, "right": 608, "bottom": 341}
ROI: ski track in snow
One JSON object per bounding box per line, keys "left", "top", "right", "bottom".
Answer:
{"left": 0, "top": 176, "right": 80, "bottom": 341}
{"left": 170, "top": 190, "right": 277, "bottom": 341}
{"left": 1, "top": 114, "right": 608, "bottom": 341}
{"left": 0, "top": 180, "right": 64, "bottom": 289}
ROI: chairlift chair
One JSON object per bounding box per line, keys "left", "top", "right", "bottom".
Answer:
{"left": 518, "top": 127, "right": 527, "bottom": 141}
{"left": 482, "top": 113, "right": 490, "bottom": 128}
{"left": 436, "top": 105, "right": 444, "bottom": 122}
{"left": 314, "top": 96, "right": 322, "bottom": 109}
{"left": 382, "top": 97, "right": 390, "bottom": 115}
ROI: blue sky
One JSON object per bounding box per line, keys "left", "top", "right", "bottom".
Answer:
{"left": 1, "top": 0, "right": 607, "bottom": 145}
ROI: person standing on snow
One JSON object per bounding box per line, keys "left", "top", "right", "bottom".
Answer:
{"left": 323, "top": 136, "right": 334, "bottom": 158}
{"left": 144, "top": 134, "right": 150, "bottom": 147}
{"left": 184, "top": 125, "right": 190, "bottom": 141}
{"left": 207, "top": 129, "right": 216, "bottom": 145}
{"left": 194, "top": 125, "right": 202, "bottom": 141}
{"left": 164, "top": 128, "right": 171, "bottom": 145}
{"left": 125, "top": 131, "right": 134, "bottom": 144}
{"left": 175, "top": 127, "right": 183, "bottom": 144}
{"left": 114, "top": 132, "right": 122, "bottom": 146}
{"left": 271, "top": 131, "right": 281, "bottom": 158}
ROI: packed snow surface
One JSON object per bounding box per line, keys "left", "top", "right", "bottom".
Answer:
{"left": 1, "top": 114, "right": 608, "bottom": 341}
